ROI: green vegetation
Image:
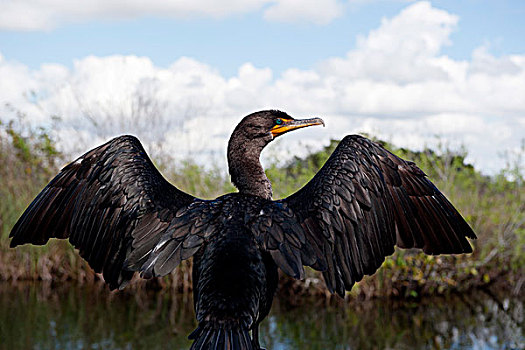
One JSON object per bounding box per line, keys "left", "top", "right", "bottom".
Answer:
{"left": 0, "top": 118, "right": 523, "bottom": 300}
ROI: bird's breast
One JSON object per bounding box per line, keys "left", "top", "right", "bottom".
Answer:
{"left": 193, "top": 223, "right": 267, "bottom": 326}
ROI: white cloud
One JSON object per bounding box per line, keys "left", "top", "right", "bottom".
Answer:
{"left": 321, "top": 1, "right": 459, "bottom": 84}
{"left": 0, "top": 0, "right": 343, "bottom": 30}
{"left": 264, "top": 0, "right": 344, "bottom": 25}
{"left": 0, "top": 1, "right": 524, "bottom": 175}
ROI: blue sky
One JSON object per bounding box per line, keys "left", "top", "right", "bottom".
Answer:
{"left": 1, "top": 0, "right": 523, "bottom": 76}
{"left": 0, "top": 0, "right": 524, "bottom": 175}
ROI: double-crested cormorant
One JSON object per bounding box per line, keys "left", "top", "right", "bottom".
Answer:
{"left": 10, "top": 110, "right": 476, "bottom": 349}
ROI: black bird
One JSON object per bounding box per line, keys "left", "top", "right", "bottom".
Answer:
{"left": 10, "top": 110, "right": 476, "bottom": 349}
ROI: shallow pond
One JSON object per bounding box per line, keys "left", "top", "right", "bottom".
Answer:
{"left": 0, "top": 283, "right": 522, "bottom": 349}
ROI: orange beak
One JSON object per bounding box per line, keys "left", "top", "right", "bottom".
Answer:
{"left": 270, "top": 117, "right": 325, "bottom": 137}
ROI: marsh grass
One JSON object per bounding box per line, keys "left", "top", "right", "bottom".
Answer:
{"left": 0, "top": 118, "right": 523, "bottom": 300}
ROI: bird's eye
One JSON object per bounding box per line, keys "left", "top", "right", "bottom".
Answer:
{"left": 275, "top": 118, "right": 283, "bottom": 125}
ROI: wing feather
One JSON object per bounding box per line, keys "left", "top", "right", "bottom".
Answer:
{"left": 10, "top": 135, "right": 199, "bottom": 289}
{"left": 257, "top": 135, "right": 476, "bottom": 296}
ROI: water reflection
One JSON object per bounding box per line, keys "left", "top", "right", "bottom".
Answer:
{"left": 0, "top": 283, "right": 522, "bottom": 349}
{"left": 0, "top": 284, "right": 195, "bottom": 349}
{"left": 261, "top": 291, "right": 523, "bottom": 350}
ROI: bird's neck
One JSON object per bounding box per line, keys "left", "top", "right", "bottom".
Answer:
{"left": 227, "top": 139, "right": 273, "bottom": 200}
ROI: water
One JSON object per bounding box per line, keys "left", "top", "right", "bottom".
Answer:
{"left": 0, "top": 283, "right": 522, "bottom": 350}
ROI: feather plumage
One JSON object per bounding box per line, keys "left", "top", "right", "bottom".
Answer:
{"left": 10, "top": 111, "right": 476, "bottom": 349}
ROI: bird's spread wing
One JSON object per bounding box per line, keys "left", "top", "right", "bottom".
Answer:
{"left": 254, "top": 135, "right": 476, "bottom": 296}
{"left": 9, "top": 135, "right": 205, "bottom": 289}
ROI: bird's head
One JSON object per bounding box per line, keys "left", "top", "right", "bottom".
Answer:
{"left": 230, "top": 110, "right": 325, "bottom": 148}
{"left": 227, "top": 110, "right": 324, "bottom": 198}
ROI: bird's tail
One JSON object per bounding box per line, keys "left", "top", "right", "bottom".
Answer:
{"left": 189, "top": 322, "right": 255, "bottom": 350}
